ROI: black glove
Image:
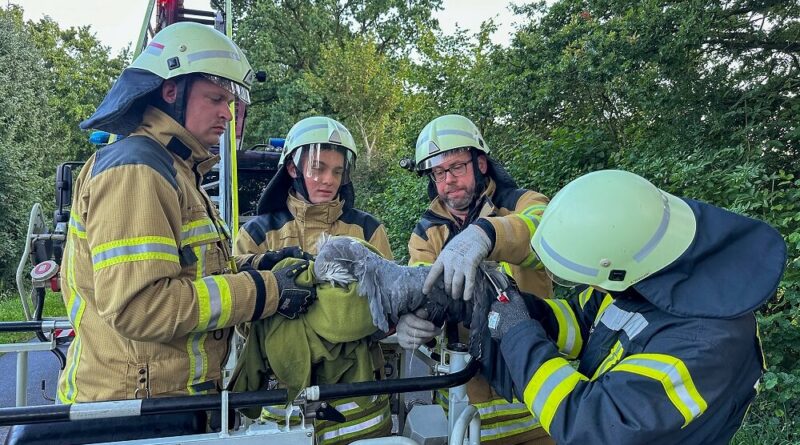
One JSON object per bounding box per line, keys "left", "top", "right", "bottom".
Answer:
{"left": 272, "top": 260, "right": 316, "bottom": 319}
{"left": 258, "top": 246, "right": 314, "bottom": 271}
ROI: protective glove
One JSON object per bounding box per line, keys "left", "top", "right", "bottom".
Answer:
{"left": 423, "top": 224, "right": 493, "bottom": 301}
{"left": 258, "top": 246, "right": 314, "bottom": 270}
{"left": 272, "top": 260, "right": 316, "bottom": 319}
{"left": 488, "top": 286, "right": 531, "bottom": 340}
{"left": 396, "top": 308, "right": 442, "bottom": 350}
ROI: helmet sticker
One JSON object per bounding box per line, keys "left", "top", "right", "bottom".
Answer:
{"left": 145, "top": 41, "right": 164, "bottom": 56}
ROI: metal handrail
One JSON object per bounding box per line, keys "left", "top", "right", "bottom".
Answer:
{"left": 0, "top": 361, "right": 480, "bottom": 426}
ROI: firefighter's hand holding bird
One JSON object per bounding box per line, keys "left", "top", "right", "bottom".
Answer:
{"left": 313, "top": 235, "right": 508, "bottom": 357}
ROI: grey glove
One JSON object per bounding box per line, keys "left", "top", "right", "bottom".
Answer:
{"left": 273, "top": 260, "right": 316, "bottom": 319}
{"left": 396, "top": 308, "right": 442, "bottom": 350}
{"left": 488, "top": 287, "right": 531, "bottom": 340}
{"left": 423, "top": 224, "right": 492, "bottom": 301}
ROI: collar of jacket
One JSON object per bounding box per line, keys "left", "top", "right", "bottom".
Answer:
{"left": 428, "top": 178, "right": 498, "bottom": 226}
{"left": 131, "top": 106, "right": 220, "bottom": 175}
{"left": 286, "top": 192, "right": 344, "bottom": 226}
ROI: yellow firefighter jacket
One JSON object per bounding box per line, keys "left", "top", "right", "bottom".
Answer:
{"left": 408, "top": 178, "right": 555, "bottom": 445}
{"left": 57, "top": 107, "right": 280, "bottom": 403}
{"left": 234, "top": 193, "right": 393, "bottom": 444}
{"left": 235, "top": 193, "right": 392, "bottom": 259}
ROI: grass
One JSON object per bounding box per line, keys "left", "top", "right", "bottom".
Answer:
{"left": 732, "top": 401, "right": 799, "bottom": 445}
{"left": 0, "top": 290, "right": 68, "bottom": 346}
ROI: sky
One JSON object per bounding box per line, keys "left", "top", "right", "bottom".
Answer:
{"left": 10, "top": 0, "right": 525, "bottom": 55}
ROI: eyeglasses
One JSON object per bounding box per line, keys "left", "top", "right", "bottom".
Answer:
{"left": 429, "top": 161, "right": 470, "bottom": 183}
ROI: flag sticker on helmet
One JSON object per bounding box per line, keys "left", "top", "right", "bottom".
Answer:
{"left": 145, "top": 41, "right": 164, "bottom": 56}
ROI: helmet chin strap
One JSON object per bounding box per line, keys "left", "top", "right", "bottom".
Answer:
{"left": 154, "top": 75, "right": 195, "bottom": 126}
{"left": 471, "top": 149, "right": 487, "bottom": 195}
{"left": 291, "top": 175, "right": 313, "bottom": 202}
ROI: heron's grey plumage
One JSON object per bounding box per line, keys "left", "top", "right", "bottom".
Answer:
{"left": 313, "top": 236, "right": 511, "bottom": 357}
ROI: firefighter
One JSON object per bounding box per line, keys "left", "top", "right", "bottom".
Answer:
{"left": 487, "top": 169, "right": 786, "bottom": 444}
{"left": 234, "top": 116, "right": 393, "bottom": 443}
{"left": 57, "top": 22, "right": 316, "bottom": 403}
{"left": 401, "top": 114, "right": 555, "bottom": 445}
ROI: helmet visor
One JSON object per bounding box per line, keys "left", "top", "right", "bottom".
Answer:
{"left": 292, "top": 144, "right": 355, "bottom": 185}
{"left": 545, "top": 267, "right": 584, "bottom": 289}
{"left": 417, "top": 147, "right": 471, "bottom": 171}
{"left": 200, "top": 74, "right": 251, "bottom": 104}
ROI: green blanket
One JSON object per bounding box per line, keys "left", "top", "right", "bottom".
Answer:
{"left": 229, "top": 257, "right": 379, "bottom": 417}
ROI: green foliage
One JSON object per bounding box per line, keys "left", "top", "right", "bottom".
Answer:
{"left": 0, "top": 0, "right": 798, "bottom": 441}
{"left": 732, "top": 398, "right": 798, "bottom": 444}
{"left": 0, "top": 7, "right": 56, "bottom": 290}
{"left": 25, "top": 16, "right": 127, "bottom": 161}
{"left": 232, "top": 0, "right": 443, "bottom": 145}
{"left": 0, "top": 4, "right": 126, "bottom": 292}
{"left": 306, "top": 37, "right": 404, "bottom": 166}
{"left": 354, "top": 167, "right": 428, "bottom": 263}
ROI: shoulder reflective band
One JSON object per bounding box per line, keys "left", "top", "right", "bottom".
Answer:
{"left": 91, "top": 236, "right": 179, "bottom": 271}
{"left": 611, "top": 353, "right": 707, "bottom": 427}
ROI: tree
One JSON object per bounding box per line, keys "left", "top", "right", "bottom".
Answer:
{"left": 25, "top": 16, "right": 127, "bottom": 162}
{"left": 307, "top": 37, "right": 403, "bottom": 165}
{"left": 0, "top": 6, "right": 57, "bottom": 293}
{"left": 0, "top": 5, "right": 127, "bottom": 294}
{"left": 231, "top": 0, "right": 443, "bottom": 145}
{"left": 492, "top": 0, "right": 798, "bottom": 185}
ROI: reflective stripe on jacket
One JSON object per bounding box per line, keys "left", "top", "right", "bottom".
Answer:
{"left": 262, "top": 395, "right": 392, "bottom": 444}
{"left": 501, "top": 287, "right": 765, "bottom": 445}
{"left": 57, "top": 107, "right": 279, "bottom": 402}
{"left": 408, "top": 178, "right": 551, "bottom": 299}
{"left": 408, "top": 177, "right": 554, "bottom": 445}
{"left": 435, "top": 389, "right": 544, "bottom": 443}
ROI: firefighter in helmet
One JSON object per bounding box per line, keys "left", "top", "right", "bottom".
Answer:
{"left": 486, "top": 169, "right": 785, "bottom": 444}
{"left": 59, "top": 22, "right": 315, "bottom": 403}
{"left": 235, "top": 116, "right": 394, "bottom": 443}
{"left": 402, "top": 114, "right": 555, "bottom": 445}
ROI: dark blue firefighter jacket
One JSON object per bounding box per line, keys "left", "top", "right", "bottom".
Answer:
{"left": 490, "top": 199, "right": 786, "bottom": 445}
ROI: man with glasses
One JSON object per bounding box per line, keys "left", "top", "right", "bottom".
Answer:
{"left": 401, "top": 114, "right": 555, "bottom": 445}
{"left": 485, "top": 169, "right": 785, "bottom": 444}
